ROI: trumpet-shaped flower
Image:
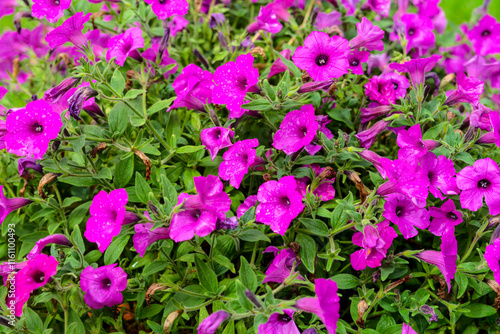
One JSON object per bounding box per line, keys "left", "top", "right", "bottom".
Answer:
{"left": 273, "top": 104, "right": 319, "bottom": 154}
{"left": 350, "top": 17, "right": 385, "bottom": 51}
{"left": 428, "top": 199, "right": 462, "bottom": 236}
{"left": 198, "top": 310, "right": 231, "bottom": 334}
{"left": 466, "top": 15, "right": 500, "bottom": 56}
{"left": 248, "top": 3, "right": 282, "bottom": 34}
{"left": 144, "top": 0, "right": 188, "bottom": 20}
{"left": 106, "top": 27, "right": 144, "bottom": 66}
{"left": 0, "top": 185, "right": 32, "bottom": 225}
{"left": 415, "top": 152, "right": 459, "bottom": 200}
{"left": 485, "top": 237, "right": 500, "bottom": 285}
{"left": 32, "top": 0, "right": 71, "bottom": 23}
{"left": 258, "top": 309, "right": 300, "bottom": 334}
{"left": 390, "top": 55, "right": 442, "bottom": 89}
{"left": 263, "top": 246, "right": 303, "bottom": 283}
{"left": 27, "top": 234, "right": 72, "bottom": 260}
{"left": 219, "top": 139, "right": 259, "bottom": 189}
{"left": 200, "top": 127, "right": 234, "bottom": 161}
{"left": 80, "top": 264, "right": 127, "bottom": 309}
{"left": 169, "top": 64, "right": 214, "bottom": 112}
{"left": 351, "top": 221, "right": 397, "bottom": 270}
{"left": 444, "top": 72, "right": 484, "bottom": 106}
{"left": 45, "top": 12, "right": 91, "bottom": 50}
{"left": 383, "top": 193, "right": 430, "bottom": 239}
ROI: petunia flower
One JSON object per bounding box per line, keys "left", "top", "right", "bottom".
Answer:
{"left": 0, "top": 0, "right": 16, "bottom": 19}
{"left": 314, "top": 11, "right": 342, "bottom": 30}
{"left": 0, "top": 185, "right": 32, "bottom": 225}
{"left": 18, "top": 158, "right": 43, "bottom": 178}
{"left": 27, "top": 234, "right": 72, "bottom": 260}
{"left": 258, "top": 309, "right": 300, "bottom": 334}
{"left": 292, "top": 31, "right": 350, "bottom": 81}
{"left": 364, "top": 76, "right": 395, "bottom": 105}
{"left": 44, "top": 77, "right": 80, "bottom": 103}
{"left": 67, "top": 86, "right": 99, "bottom": 120}
{"left": 5, "top": 99, "right": 63, "bottom": 160}
{"left": 402, "top": 323, "right": 418, "bottom": 334}
{"left": 256, "top": 175, "right": 305, "bottom": 235}
{"left": 358, "top": 149, "right": 387, "bottom": 178}
{"left": 198, "top": 310, "right": 231, "bottom": 334}
{"left": 263, "top": 246, "right": 304, "bottom": 283}
{"left": 456, "top": 158, "right": 500, "bottom": 215}
{"left": 360, "top": 103, "right": 393, "bottom": 123}
{"left": 31, "top": 0, "right": 71, "bottom": 23}
{"left": 389, "top": 55, "right": 442, "bottom": 90}
{"left": 415, "top": 152, "right": 459, "bottom": 200}
{"left": 167, "top": 15, "right": 189, "bottom": 37}
{"left": 444, "top": 72, "right": 484, "bottom": 106}
{"left": 340, "top": 0, "right": 360, "bottom": 16}
{"left": 169, "top": 64, "right": 214, "bottom": 112}
{"left": 305, "top": 115, "right": 333, "bottom": 155}
{"left": 200, "top": 127, "right": 234, "bottom": 161}
{"left": 209, "top": 13, "right": 225, "bottom": 29}
{"left": 420, "top": 304, "right": 439, "bottom": 322}
{"left": 84, "top": 189, "right": 139, "bottom": 252}
{"left": 347, "top": 50, "right": 369, "bottom": 75}
{"left": 295, "top": 278, "right": 340, "bottom": 334}
{"left": 248, "top": 3, "right": 283, "bottom": 34}
{"left": 466, "top": 15, "right": 500, "bottom": 56}
{"left": 80, "top": 264, "right": 127, "bottom": 309}
{"left": 216, "top": 216, "right": 238, "bottom": 230}
{"left": 237, "top": 195, "right": 258, "bottom": 218}
{"left": 133, "top": 222, "right": 170, "bottom": 257}
{"left": 350, "top": 17, "right": 385, "bottom": 51}
{"left": 399, "top": 13, "right": 435, "bottom": 51}
{"left": 355, "top": 120, "right": 390, "bottom": 149}
{"left": 106, "top": 27, "right": 144, "bottom": 66}
{"left": 383, "top": 193, "right": 430, "bottom": 239}
{"left": 144, "top": 0, "right": 189, "bottom": 20}
{"left": 485, "top": 237, "right": 500, "bottom": 285}
{"left": 351, "top": 221, "right": 398, "bottom": 270}
{"left": 362, "top": 0, "right": 391, "bottom": 17}
{"left": 383, "top": 72, "right": 410, "bottom": 99}
{"left": 219, "top": 139, "right": 259, "bottom": 189}
{"left": 428, "top": 199, "right": 463, "bottom": 236}
{"left": 142, "top": 43, "right": 178, "bottom": 78}
{"left": 295, "top": 164, "right": 335, "bottom": 201}
{"left": 273, "top": 104, "right": 319, "bottom": 154}
{"left": 268, "top": 49, "right": 292, "bottom": 78}
{"left": 45, "top": 12, "right": 91, "bottom": 50}
{"left": 414, "top": 230, "right": 457, "bottom": 292}
{"left": 397, "top": 124, "right": 429, "bottom": 160}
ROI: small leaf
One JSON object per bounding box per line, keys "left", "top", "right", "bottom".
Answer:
{"left": 239, "top": 256, "right": 257, "bottom": 292}
{"left": 462, "top": 304, "right": 497, "bottom": 318}
{"left": 111, "top": 68, "right": 125, "bottom": 96}
{"left": 273, "top": 50, "right": 301, "bottom": 77}
{"left": 239, "top": 229, "right": 270, "bottom": 243}
{"left": 72, "top": 225, "right": 85, "bottom": 254}
{"left": 104, "top": 234, "right": 130, "bottom": 265}
{"left": 242, "top": 99, "right": 272, "bottom": 111}
{"left": 124, "top": 89, "right": 144, "bottom": 99}
{"left": 296, "top": 233, "right": 316, "bottom": 273}
{"left": 143, "top": 261, "right": 168, "bottom": 276}
{"left": 213, "top": 255, "right": 236, "bottom": 273}
{"left": 176, "top": 145, "right": 206, "bottom": 154}
{"left": 109, "top": 102, "right": 129, "bottom": 136}
{"left": 23, "top": 308, "right": 44, "bottom": 334}
{"left": 62, "top": 196, "right": 81, "bottom": 208}
{"left": 114, "top": 154, "right": 134, "bottom": 188}
{"left": 135, "top": 172, "right": 152, "bottom": 204}
{"left": 299, "top": 218, "right": 329, "bottom": 236}
{"left": 147, "top": 97, "right": 176, "bottom": 116}
{"left": 194, "top": 254, "right": 218, "bottom": 293}
{"left": 330, "top": 274, "right": 361, "bottom": 289}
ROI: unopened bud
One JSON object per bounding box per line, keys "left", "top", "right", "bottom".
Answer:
{"left": 68, "top": 86, "right": 98, "bottom": 120}
{"left": 148, "top": 201, "right": 160, "bottom": 216}
{"left": 193, "top": 48, "right": 210, "bottom": 70}
{"left": 244, "top": 290, "right": 262, "bottom": 308}
{"left": 158, "top": 28, "right": 171, "bottom": 58}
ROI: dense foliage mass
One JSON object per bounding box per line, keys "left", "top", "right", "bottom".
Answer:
{"left": 0, "top": 0, "right": 500, "bottom": 333}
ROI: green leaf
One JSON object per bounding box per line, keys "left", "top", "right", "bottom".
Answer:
{"left": 111, "top": 68, "right": 125, "bottom": 96}
{"left": 235, "top": 279, "right": 253, "bottom": 311}
{"left": 160, "top": 174, "right": 178, "bottom": 206}
{"left": 330, "top": 274, "right": 361, "bottom": 289}
{"left": 455, "top": 152, "right": 475, "bottom": 165}
{"left": 263, "top": 80, "right": 276, "bottom": 101}
{"left": 242, "top": 99, "right": 272, "bottom": 111}
{"left": 68, "top": 201, "right": 91, "bottom": 229}
{"left": 239, "top": 256, "right": 257, "bottom": 292}
{"left": 299, "top": 218, "right": 329, "bottom": 236}
{"left": 213, "top": 254, "right": 236, "bottom": 273}
{"left": 176, "top": 145, "right": 206, "bottom": 154}
{"left": 67, "top": 308, "right": 85, "bottom": 333}
{"left": 114, "top": 154, "right": 134, "bottom": 188}
{"left": 239, "top": 229, "right": 270, "bottom": 243}
{"left": 273, "top": 50, "right": 301, "bottom": 77}
{"left": 72, "top": 134, "right": 86, "bottom": 155}
{"left": 296, "top": 233, "right": 316, "bottom": 273}
{"left": 71, "top": 225, "right": 85, "bottom": 254}
{"left": 455, "top": 271, "right": 468, "bottom": 298}
{"left": 135, "top": 172, "right": 152, "bottom": 204}
{"left": 95, "top": 167, "right": 112, "bottom": 179}
{"left": 109, "top": 102, "right": 129, "bottom": 136}
{"left": 462, "top": 304, "right": 497, "bottom": 318}
{"left": 104, "top": 234, "right": 130, "bottom": 265}
{"left": 423, "top": 122, "right": 446, "bottom": 140}
{"left": 23, "top": 308, "right": 44, "bottom": 334}
{"left": 327, "top": 109, "right": 354, "bottom": 129}
{"left": 124, "top": 89, "right": 144, "bottom": 99}
{"left": 62, "top": 196, "right": 81, "bottom": 208}
{"left": 147, "top": 97, "right": 176, "bottom": 116}
{"left": 143, "top": 261, "right": 168, "bottom": 276}
{"left": 195, "top": 254, "right": 218, "bottom": 293}
{"left": 147, "top": 321, "right": 164, "bottom": 333}
{"left": 59, "top": 176, "right": 100, "bottom": 187}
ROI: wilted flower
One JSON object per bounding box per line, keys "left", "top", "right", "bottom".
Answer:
{"left": 45, "top": 12, "right": 91, "bottom": 50}
{"left": 44, "top": 77, "right": 80, "bottom": 103}
{"left": 248, "top": 3, "right": 283, "bottom": 34}
{"left": 27, "top": 234, "right": 72, "bottom": 260}
{"left": 273, "top": 104, "right": 319, "bottom": 154}
{"left": 292, "top": 31, "right": 350, "bottom": 81}
{"left": 466, "top": 15, "right": 500, "bottom": 56}
{"left": 420, "top": 305, "right": 438, "bottom": 322}
{"left": 383, "top": 193, "right": 430, "bottom": 239}
{"left": 31, "top": 0, "right": 71, "bottom": 23}
{"left": 355, "top": 120, "right": 390, "bottom": 149}
{"left": 200, "top": 127, "right": 234, "bottom": 161}
{"left": 456, "top": 158, "right": 500, "bottom": 215}
{"left": 219, "top": 139, "right": 259, "bottom": 189}
{"left": 169, "top": 64, "right": 214, "bottom": 112}
{"left": 216, "top": 216, "right": 238, "bottom": 230}
{"left": 5, "top": 99, "right": 63, "bottom": 160}
{"left": 263, "top": 246, "right": 304, "bottom": 283}
{"left": 80, "top": 264, "right": 127, "bottom": 309}
{"left": 350, "top": 17, "right": 385, "bottom": 51}
{"left": 18, "top": 158, "right": 43, "bottom": 177}
{"left": 295, "top": 278, "right": 340, "bottom": 334}
{"left": 133, "top": 222, "right": 170, "bottom": 257}
{"left": 106, "top": 27, "right": 144, "bottom": 66}
{"left": 258, "top": 309, "right": 300, "bottom": 334}
{"left": 444, "top": 72, "right": 484, "bottom": 106}
{"left": 209, "top": 13, "right": 225, "bottom": 29}
{"left": 213, "top": 54, "right": 259, "bottom": 118}
{"left": 0, "top": 185, "right": 32, "bottom": 225}
{"left": 360, "top": 103, "right": 393, "bottom": 123}
{"left": 144, "top": 0, "right": 188, "bottom": 19}
{"left": 256, "top": 175, "right": 304, "bottom": 235}
{"left": 197, "top": 310, "right": 231, "bottom": 334}
{"left": 351, "top": 221, "right": 398, "bottom": 270}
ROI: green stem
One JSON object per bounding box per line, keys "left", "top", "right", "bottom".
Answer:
{"left": 460, "top": 218, "right": 489, "bottom": 264}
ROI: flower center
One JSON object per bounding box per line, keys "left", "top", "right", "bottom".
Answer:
{"left": 158, "top": 0, "right": 167, "bottom": 3}
{"left": 33, "top": 270, "right": 45, "bottom": 282}
{"left": 447, "top": 212, "right": 458, "bottom": 220}
{"left": 428, "top": 171, "right": 436, "bottom": 183}
{"left": 478, "top": 179, "right": 491, "bottom": 189}
{"left": 299, "top": 126, "right": 308, "bottom": 137}
{"left": 33, "top": 122, "right": 44, "bottom": 133}
{"left": 54, "top": 0, "right": 60, "bottom": 4}
{"left": 102, "top": 278, "right": 112, "bottom": 289}
{"left": 393, "top": 82, "right": 399, "bottom": 90}
{"left": 215, "top": 129, "right": 221, "bottom": 140}
{"left": 315, "top": 54, "right": 328, "bottom": 66}
{"left": 278, "top": 314, "right": 292, "bottom": 323}
{"left": 395, "top": 206, "right": 404, "bottom": 217}
{"left": 193, "top": 209, "right": 202, "bottom": 219}
{"left": 407, "top": 28, "right": 415, "bottom": 36}
{"left": 350, "top": 59, "right": 359, "bottom": 67}
{"left": 236, "top": 76, "right": 248, "bottom": 91}
{"left": 482, "top": 30, "right": 491, "bottom": 37}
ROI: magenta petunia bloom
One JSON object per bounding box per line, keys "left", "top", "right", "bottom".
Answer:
{"left": 390, "top": 55, "right": 442, "bottom": 88}
{"left": 248, "top": 3, "right": 282, "bottom": 34}
{"left": 402, "top": 323, "right": 418, "bottom": 334}
{"left": 213, "top": 53, "right": 259, "bottom": 117}
{"left": 485, "top": 238, "right": 500, "bottom": 285}
{"left": 237, "top": 195, "right": 258, "bottom": 218}
{"left": 84, "top": 189, "right": 138, "bottom": 253}
{"left": 364, "top": 76, "right": 395, "bottom": 105}
{"left": 456, "top": 158, "right": 500, "bottom": 215}
{"left": 5, "top": 100, "right": 63, "bottom": 160}
{"left": 142, "top": 43, "right": 178, "bottom": 78}
{"left": 268, "top": 49, "right": 292, "bottom": 79}
{"left": 292, "top": 31, "right": 350, "bottom": 81}
{"left": 384, "top": 72, "right": 410, "bottom": 99}
{"left": 106, "top": 27, "right": 144, "bottom": 66}
{"left": 444, "top": 72, "right": 484, "bottom": 106}
{"left": 80, "top": 264, "right": 127, "bottom": 309}
{"left": 0, "top": 185, "right": 32, "bottom": 225}
{"left": 350, "top": 17, "right": 384, "bottom": 51}
{"left": 256, "top": 176, "right": 305, "bottom": 235}
{"left": 31, "top": 0, "right": 71, "bottom": 23}
{"left": 198, "top": 310, "right": 231, "bottom": 334}
{"left": 170, "top": 175, "right": 231, "bottom": 242}
{"left": 383, "top": 193, "right": 430, "bottom": 239}
{"left": 46, "top": 12, "right": 91, "bottom": 50}
{"left": 415, "top": 152, "right": 459, "bottom": 200}
{"left": 263, "top": 246, "right": 304, "bottom": 283}
{"left": 358, "top": 149, "right": 387, "bottom": 178}
{"left": 399, "top": 13, "right": 435, "bottom": 51}
{"left": 355, "top": 120, "right": 390, "bottom": 149}
{"left": 466, "top": 15, "right": 500, "bottom": 56}
{"left": 296, "top": 164, "right": 335, "bottom": 201}
{"left": 360, "top": 103, "right": 393, "bottom": 123}
{"left": 428, "top": 199, "right": 462, "bottom": 236}
{"left": 44, "top": 77, "right": 80, "bottom": 103}
{"left": 414, "top": 230, "right": 457, "bottom": 292}
{"left": 169, "top": 64, "right": 214, "bottom": 112}
{"left": 144, "top": 0, "right": 188, "bottom": 20}
{"left": 258, "top": 309, "right": 300, "bottom": 334}
{"left": 295, "top": 278, "right": 339, "bottom": 334}
{"left": 490, "top": 112, "right": 500, "bottom": 148}
{"left": 133, "top": 222, "right": 170, "bottom": 257}
{"left": 200, "top": 127, "right": 234, "bottom": 161}
{"left": 363, "top": 0, "right": 391, "bottom": 17}
{"left": 216, "top": 216, "right": 238, "bottom": 230}
{"left": 273, "top": 104, "right": 319, "bottom": 154}
{"left": 167, "top": 15, "right": 189, "bottom": 36}
{"left": 351, "top": 221, "right": 397, "bottom": 270}
{"left": 219, "top": 139, "right": 259, "bottom": 189}
{"left": 305, "top": 115, "right": 333, "bottom": 155}
{"left": 314, "top": 11, "right": 341, "bottom": 30}
{"left": 0, "top": 0, "right": 16, "bottom": 18}
{"left": 27, "top": 234, "right": 72, "bottom": 260}
{"left": 347, "top": 50, "right": 369, "bottom": 75}
{"left": 18, "top": 157, "right": 43, "bottom": 177}
{"left": 397, "top": 124, "right": 428, "bottom": 160}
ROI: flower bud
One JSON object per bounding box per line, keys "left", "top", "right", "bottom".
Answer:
{"left": 244, "top": 289, "right": 262, "bottom": 308}
{"left": 67, "top": 86, "right": 98, "bottom": 120}
{"left": 193, "top": 48, "right": 210, "bottom": 70}
{"left": 14, "top": 12, "right": 32, "bottom": 34}
{"left": 158, "top": 28, "right": 171, "bottom": 58}
{"left": 44, "top": 77, "right": 80, "bottom": 103}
